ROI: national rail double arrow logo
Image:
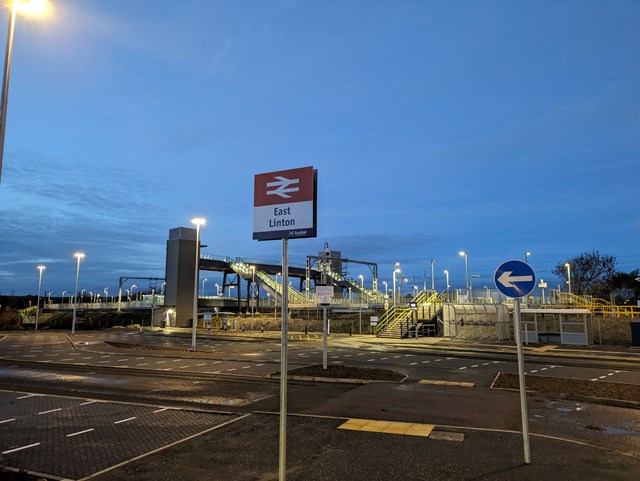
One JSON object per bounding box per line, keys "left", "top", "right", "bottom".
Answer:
{"left": 266, "top": 176, "right": 300, "bottom": 199}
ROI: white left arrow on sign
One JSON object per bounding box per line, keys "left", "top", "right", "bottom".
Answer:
{"left": 497, "top": 271, "right": 533, "bottom": 288}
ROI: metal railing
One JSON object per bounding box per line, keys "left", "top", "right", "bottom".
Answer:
{"left": 556, "top": 292, "right": 640, "bottom": 318}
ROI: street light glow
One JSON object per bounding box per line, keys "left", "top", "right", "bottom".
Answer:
{"left": 13, "top": 0, "right": 48, "bottom": 15}
{"left": 191, "top": 217, "right": 206, "bottom": 226}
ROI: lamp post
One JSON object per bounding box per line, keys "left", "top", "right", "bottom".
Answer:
{"left": 383, "top": 281, "right": 388, "bottom": 298}
{"left": 131, "top": 285, "right": 137, "bottom": 301}
{"left": 392, "top": 262, "right": 400, "bottom": 307}
{"left": 104, "top": 287, "right": 108, "bottom": 303}
{"left": 71, "top": 252, "right": 85, "bottom": 335}
{"left": 191, "top": 217, "right": 205, "bottom": 351}
{"left": 274, "top": 272, "right": 280, "bottom": 318}
{"left": 459, "top": 251, "right": 469, "bottom": 301}
{"left": 250, "top": 265, "right": 256, "bottom": 330}
{"left": 430, "top": 259, "right": 435, "bottom": 291}
{"left": 525, "top": 252, "right": 531, "bottom": 264}
{"left": 565, "top": 263, "right": 572, "bottom": 295}
{"left": 61, "top": 290, "right": 66, "bottom": 305}
{"left": 202, "top": 278, "right": 207, "bottom": 297}
{"left": 444, "top": 270, "right": 450, "bottom": 301}
{"left": 161, "top": 282, "right": 166, "bottom": 295}
{"left": 470, "top": 274, "right": 480, "bottom": 303}
{"left": 35, "top": 265, "right": 45, "bottom": 331}
{"left": 214, "top": 283, "right": 220, "bottom": 296}
{"left": 0, "top": 0, "right": 48, "bottom": 185}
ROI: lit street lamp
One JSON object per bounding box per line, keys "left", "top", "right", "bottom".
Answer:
{"left": 525, "top": 251, "right": 531, "bottom": 264}
{"left": 35, "top": 265, "right": 45, "bottom": 331}
{"left": 202, "top": 278, "right": 208, "bottom": 297}
{"left": 191, "top": 217, "right": 205, "bottom": 351}
{"left": 383, "top": 281, "right": 388, "bottom": 298}
{"left": 214, "top": 283, "right": 220, "bottom": 296}
{"left": 71, "top": 252, "right": 85, "bottom": 335}
{"left": 104, "top": 287, "right": 108, "bottom": 303}
{"left": 61, "top": 290, "right": 66, "bottom": 304}
{"left": 459, "top": 251, "right": 469, "bottom": 301}
{"left": 131, "top": 284, "right": 137, "bottom": 300}
{"left": 470, "top": 274, "right": 480, "bottom": 302}
{"left": 0, "top": 0, "right": 48, "bottom": 185}
{"left": 565, "top": 262, "right": 572, "bottom": 294}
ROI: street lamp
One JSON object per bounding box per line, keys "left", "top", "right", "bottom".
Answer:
{"left": 565, "top": 262, "right": 572, "bottom": 295}
{"left": 104, "top": 287, "right": 108, "bottom": 303}
{"left": 71, "top": 252, "right": 85, "bottom": 335}
{"left": 525, "top": 252, "right": 531, "bottom": 264}
{"left": 392, "top": 262, "right": 400, "bottom": 307}
{"left": 35, "top": 264, "right": 45, "bottom": 331}
{"left": 0, "top": 0, "right": 48, "bottom": 185}
{"left": 459, "top": 251, "right": 469, "bottom": 301}
{"left": 61, "top": 290, "right": 66, "bottom": 304}
{"left": 131, "top": 284, "right": 137, "bottom": 300}
{"left": 214, "top": 283, "right": 220, "bottom": 296}
{"left": 430, "top": 259, "right": 435, "bottom": 291}
{"left": 191, "top": 217, "right": 205, "bottom": 351}
{"left": 470, "top": 274, "right": 480, "bottom": 302}
{"left": 202, "top": 278, "right": 208, "bottom": 297}
{"left": 444, "top": 270, "right": 450, "bottom": 300}
{"left": 383, "top": 281, "right": 388, "bottom": 298}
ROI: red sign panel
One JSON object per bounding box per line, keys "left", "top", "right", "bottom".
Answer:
{"left": 254, "top": 166, "right": 314, "bottom": 207}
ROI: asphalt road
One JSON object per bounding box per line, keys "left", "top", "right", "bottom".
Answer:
{"left": 1, "top": 329, "right": 639, "bottom": 480}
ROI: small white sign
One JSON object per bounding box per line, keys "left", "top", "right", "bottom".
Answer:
{"left": 370, "top": 316, "right": 379, "bottom": 326}
{"left": 316, "top": 285, "right": 334, "bottom": 305}
{"left": 203, "top": 312, "right": 212, "bottom": 321}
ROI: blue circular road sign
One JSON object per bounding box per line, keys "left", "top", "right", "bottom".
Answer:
{"left": 494, "top": 260, "right": 536, "bottom": 298}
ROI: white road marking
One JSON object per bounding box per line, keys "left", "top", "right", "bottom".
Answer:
{"left": 137, "top": 363, "right": 149, "bottom": 366}
{"left": 153, "top": 408, "right": 168, "bottom": 413}
{"left": 196, "top": 363, "right": 206, "bottom": 366}
{"left": 3, "top": 443, "right": 40, "bottom": 454}
{"left": 116, "top": 359, "right": 129, "bottom": 362}
{"left": 459, "top": 367, "right": 467, "bottom": 370}
{"left": 227, "top": 368, "right": 236, "bottom": 371}
{"left": 410, "top": 362, "right": 417, "bottom": 365}
{"left": 422, "top": 361, "right": 430, "bottom": 364}
{"left": 0, "top": 418, "right": 16, "bottom": 424}
{"left": 79, "top": 401, "right": 100, "bottom": 406}
{"left": 256, "top": 364, "right": 264, "bottom": 367}
{"left": 367, "top": 359, "right": 375, "bottom": 362}
{"left": 114, "top": 417, "right": 136, "bottom": 424}
{"left": 38, "top": 408, "right": 62, "bottom": 415}
{"left": 242, "top": 366, "right": 251, "bottom": 369}
{"left": 16, "top": 394, "right": 39, "bottom": 400}
{"left": 67, "top": 428, "right": 94, "bottom": 437}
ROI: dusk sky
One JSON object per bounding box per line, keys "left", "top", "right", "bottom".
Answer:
{"left": 0, "top": 0, "right": 638, "bottom": 298}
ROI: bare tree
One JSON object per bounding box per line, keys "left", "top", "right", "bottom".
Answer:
{"left": 553, "top": 251, "right": 617, "bottom": 297}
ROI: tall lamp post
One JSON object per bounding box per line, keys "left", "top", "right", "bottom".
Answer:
{"left": 430, "top": 258, "right": 435, "bottom": 291}
{"left": 444, "top": 270, "right": 450, "bottom": 301}
{"left": 392, "top": 262, "right": 400, "bottom": 307}
{"left": 35, "top": 264, "right": 45, "bottom": 331}
{"left": 191, "top": 217, "right": 205, "bottom": 351}
{"left": 470, "top": 274, "right": 480, "bottom": 302}
{"left": 71, "top": 252, "right": 85, "bottom": 335}
{"left": 0, "top": 0, "right": 47, "bottom": 185}
{"left": 565, "top": 262, "right": 572, "bottom": 295}
{"left": 202, "top": 278, "right": 208, "bottom": 297}
{"left": 383, "top": 281, "right": 388, "bottom": 298}
{"left": 459, "top": 251, "right": 469, "bottom": 301}
{"left": 525, "top": 252, "right": 531, "bottom": 264}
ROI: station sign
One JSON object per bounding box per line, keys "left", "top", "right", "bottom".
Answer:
{"left": 253, "top": 166, "right": 317, "bottom": 241}
{"left": 494, "top": 260, "right": 536, "bottom": 298}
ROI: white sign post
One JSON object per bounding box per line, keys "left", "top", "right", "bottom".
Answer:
{"left": 253, "top": 166, "right": 317, "bottom": 481}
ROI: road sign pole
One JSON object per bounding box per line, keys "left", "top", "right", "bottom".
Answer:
{"left": 279, "top": 238, "right": 289, "bottom": 481}
{"left": 513, "top": 297, "right": 531, "bottom": 464}
{"left": 322, "top": 306, "right": 328, "bottom": 369}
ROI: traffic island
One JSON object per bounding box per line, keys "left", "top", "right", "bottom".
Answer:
{"left": 492, "top": 372, "right": 640, "bottom": 407}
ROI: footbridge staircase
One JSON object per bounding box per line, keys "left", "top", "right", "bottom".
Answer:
{"left": 231, "top": 259, "right": 307, "bottom": 305}
{"left": 375, "top": 290, "right": 447, "bottom": 338}
{"left": 557, "top": 292, "right": 640, "bottom": 318}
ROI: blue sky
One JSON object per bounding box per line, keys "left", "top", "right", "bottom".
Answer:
{"left": 0, "top": 0, "right": 638, "bottom": 297}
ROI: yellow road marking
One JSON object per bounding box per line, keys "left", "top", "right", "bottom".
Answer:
{"left": 338, "top": 418, "right": 435, "bottom": 438}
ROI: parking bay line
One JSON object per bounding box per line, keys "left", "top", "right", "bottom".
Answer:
{"left": 3, "top": 443, "right": 40, "bottom": 454}
{"left": 67, "top": 428, "right": 94, "bottom": 437}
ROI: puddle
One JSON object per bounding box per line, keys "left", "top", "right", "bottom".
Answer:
{"left": 601, "top": 425, "right": 640, "bottom": 436}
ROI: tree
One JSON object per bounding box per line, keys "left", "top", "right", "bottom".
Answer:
{"left": 553, "top": 251, "right": 617, "bottom": 297}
